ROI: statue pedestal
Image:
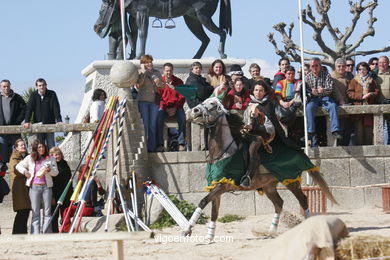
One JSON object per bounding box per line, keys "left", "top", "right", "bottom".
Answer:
{"left": 78, "top": 58, "right": 244, "bottom": 212}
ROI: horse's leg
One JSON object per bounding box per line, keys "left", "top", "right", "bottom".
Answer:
{"left": 207, "top": 195, "right": 221, "bottom": 241}
{"left": 127, "top": 14, "right": 138, "bottom": 60}
{"left": 193, "top": 11, "right": 227, "bottom": 58}
{"left": 135, "top": 8, "right": 149, "bottom": 59}
{"left": 183, "top": 183, "right": 226, "bottom": 236}
{"left": 285, "top": 181, "right": 310, "bottom": 218}
{"left": 263, "top": 181, "right": 284, "bottom": 235}
{"left": 183, "top": 14, "right": 210, "bottom": 59}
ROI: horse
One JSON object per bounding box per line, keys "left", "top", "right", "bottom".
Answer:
{"left": 94, "top": 0, "right": 232, "bottom": 59}
{"left": 183, "top": 97, "right": 336, "bottom": 240}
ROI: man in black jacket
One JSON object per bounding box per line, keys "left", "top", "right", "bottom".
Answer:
{"left": 23, "top": 78, "right": 63, "bottom": 150}
{"left": 0, "top": 79, "right": 26, "bottom": 162}
{"left": 185, "top": 62, "right": 214, "bottom": 108}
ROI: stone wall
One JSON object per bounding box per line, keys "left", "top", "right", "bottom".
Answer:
{"left": 146, "top": 146, "right": 390, "bottom": 216}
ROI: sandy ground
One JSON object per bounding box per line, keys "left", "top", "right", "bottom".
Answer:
{"left": 1, "top": 191, "right": 390, "bottom": 260}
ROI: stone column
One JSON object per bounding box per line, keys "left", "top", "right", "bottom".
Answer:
{"left": 108, "top": 61, "right": 149, "bottom": 214}
{"left": 373, "top": 112, "right": 384, "bottom": 145}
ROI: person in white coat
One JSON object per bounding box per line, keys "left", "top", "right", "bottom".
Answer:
{"left": 16, "top": 139, "right": 58, "bottom": 234}
{"left": 89, "top": 89, "right": 107, "bottom": 123}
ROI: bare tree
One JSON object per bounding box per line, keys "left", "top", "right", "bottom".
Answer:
{"left": 268, "top": 0, "right": 390, "bottom": 68}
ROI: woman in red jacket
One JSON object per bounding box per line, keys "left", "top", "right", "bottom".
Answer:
{"left": 225, "top": 78, "right": 250, "bottom": 111}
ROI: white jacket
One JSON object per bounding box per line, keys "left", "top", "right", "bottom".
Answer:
{"left": 16, "top": 155, "right": 59, "bottom": 187}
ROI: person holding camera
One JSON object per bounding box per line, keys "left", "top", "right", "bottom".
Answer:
{"left": 16, "top": 139, "right": 58, "bottom": 234}
{"left": 136, "top": 54, "right": 165, "bottom": 152}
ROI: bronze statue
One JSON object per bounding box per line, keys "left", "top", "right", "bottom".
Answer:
{"left": 94, "top": 0, "right": 232, "bottom": 59}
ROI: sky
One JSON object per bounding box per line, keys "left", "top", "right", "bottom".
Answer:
{"left": 0, "top": 0, "right": 389, "bottom": 122}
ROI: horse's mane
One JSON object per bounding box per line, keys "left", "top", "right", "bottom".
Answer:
{"left": 207, "top": 97, "right": 243, "bottom": 142}
{"left": 226, "top": 110, "right": 244, "bottom": 142}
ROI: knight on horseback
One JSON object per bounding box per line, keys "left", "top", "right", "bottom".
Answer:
{"left": 184, "top": 80, "right": 336, "bottom": 240}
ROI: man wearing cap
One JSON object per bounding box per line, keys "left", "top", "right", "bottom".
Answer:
{"left": 228, "top": 64, "right": 250, "bottom": 89}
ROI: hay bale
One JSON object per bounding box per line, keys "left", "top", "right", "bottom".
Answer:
{"left": 336, "top": 235, "right": 390, "bottom": 260}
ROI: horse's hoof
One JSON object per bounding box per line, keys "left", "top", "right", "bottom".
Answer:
{"left": 182, "top": 229, "right": 192, "bottom": 237}
{"left": 220, "top": 54, "right": 227, "bottom": 59}
{"left": 206, "top": 234, "right": 215, "bottom": 242}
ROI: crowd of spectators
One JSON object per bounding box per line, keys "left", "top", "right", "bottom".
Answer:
{"left": 133, "top": 55, "right": 390, "bottom": 150}
{"left": 0, "top": 78, "right": 106, "bottom": 235}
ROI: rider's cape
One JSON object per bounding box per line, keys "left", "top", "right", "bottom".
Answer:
{"left": 205, "top": 144, "right": 246, "bottom": 191}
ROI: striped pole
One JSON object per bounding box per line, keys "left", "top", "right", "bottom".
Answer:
{"left": 104, "top": 101, "right": 137, "bottom": 232}
{"left": 129, "top": 171, "right": 138, "bottom": 231}
{"left": 44, "top": 106, "right": 108, "bottom": 234}
{"left": 70, "top": 97, "right": 118, "bottom": 202}
{"left": 70, "top": 99, "right": 126, "bottom": 233}
{"left": 60, "top": 97, "right": 118, "bottom": 233}
{"left": 111, "top": 99, "right": 126, "bottom": 177}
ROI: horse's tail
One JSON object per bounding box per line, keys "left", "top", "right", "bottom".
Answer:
{"left": 219, "top": 0, "right": 232, "bottom": 36}
{"left": 307, "top": 171, "right": 338, "bottom": 205}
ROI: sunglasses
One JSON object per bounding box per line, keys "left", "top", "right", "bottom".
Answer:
{"left": 346, "top": 64, "right": 354, "bottom": 67}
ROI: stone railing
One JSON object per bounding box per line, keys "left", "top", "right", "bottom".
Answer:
{"left": 0, "top": 123, "right": 97, "bottom": 164}
{"left": 296, "top": 104, "right": 390, "bottom": 146}
{"left": 163, "top": 104, "right": 390, "bottom": 151}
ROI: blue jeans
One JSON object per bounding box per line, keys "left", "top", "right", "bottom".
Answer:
{"left": 37, "top": 133, "right": 55, "bottom": 151}
{"left": 138, "top": 101, "right": 159, "bottom": 152}
{"left": 306, "top": 96, "right": 340, "bottom": 133}
{"left": 384, "top": 120, "right": 389, "bottom": 145}
{"left": 156, "top": 108, "right": 186, "bottom": 146}
{"left": 30, "top": 184, "right": 52, "bottom": 234}
{"left": 0, "top": 134, "right": 20, "bottom": 162}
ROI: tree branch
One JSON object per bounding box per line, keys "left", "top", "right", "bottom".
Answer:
{"left": 267, "top": 32, "right": 287, "bottom": 58}
{"left": 315, "top": 0, "right": 340, "bottom": 42}
{"left": 288, "top": 23, "right": 294, "bottom": 39}
{"left": 341, "top": 0, "right": 374, "bottom": 46}
{"left": 346, "top": 1, "right": 377, "bottom": 53}
{"left": 301, "top": 5, "right": 336, "bottom": 57}
{"left": 349, "top": 46, "right": 390, "bottom": 57}
{"left": 295, "top": 45, "right": 331, "bottom": 59}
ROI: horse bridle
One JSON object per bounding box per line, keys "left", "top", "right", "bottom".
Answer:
{"left": 194, "top": 101, "right": 226, "bottom": 128}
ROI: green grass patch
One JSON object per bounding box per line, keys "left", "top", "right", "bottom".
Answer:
{"left": 218, "top": 214, "right": 245, "bottom": 223}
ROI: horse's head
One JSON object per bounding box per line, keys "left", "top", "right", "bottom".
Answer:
{"left": 191, "top": 97, "right": 228, "bottom": 127}
{"left": 94, "top": 0, "right": 117, "bottom": 38}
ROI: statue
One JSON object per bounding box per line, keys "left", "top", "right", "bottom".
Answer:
{"left": 94, "top": 0, "right": 232, "bottom": 60}
{"left": 94, "top": 0, "right": 129, "bottom": 60}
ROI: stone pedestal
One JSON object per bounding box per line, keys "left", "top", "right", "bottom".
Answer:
{"left": 76, "top": 58, "right": 246, "bottom": 218}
